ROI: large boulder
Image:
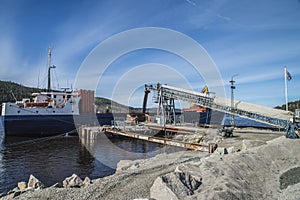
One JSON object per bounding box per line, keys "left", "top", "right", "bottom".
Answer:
{"left": 212, "top": 147, "right": 228, "bottom": 157}
{"left": 28, "top": 174, "right": 44, "bottom": 189}
{"left": 63, "top": 174, "right": 83, "bottom": 188}
{"left": 150, "top": 171, "right": 202, "bottom": 200}
{"left": 82, "top": 177, "right": 92, "bottom": 188}
{"left": 150, "top": 176, "right": 180, "bottom": 200}
{"left": 4, "top": 175, "right": 43, "bottom": 199}
{"left": 17, "top": 182, "right": 27, "bottom": 190}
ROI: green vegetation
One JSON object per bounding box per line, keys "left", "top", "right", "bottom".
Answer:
{"left": 0, "top": 80, "right": 137, "bottom": 113}
{"left": 1, "top": 80, "right": 298, "bottom": 114}
{"left": 0, "top": 80, "right": 44, "bottom": 105}
{"left": 94, "top": 97, "right": 136, "bottom": 113}
{"left": 275, "top": 100, "right": 300, "bottom": 112}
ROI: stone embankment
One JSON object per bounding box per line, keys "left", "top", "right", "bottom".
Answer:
{"left": 3, "top": 174, "right": 92, "bottom": 199}
{"left": 2, "top": 134, "right": 300, "bottom": 200}
{"left": 4, "top": 175, "right": 43, "bottom": 198}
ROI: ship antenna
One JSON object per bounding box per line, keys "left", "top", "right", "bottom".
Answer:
{"left": 47, "top": 47, "right": 56, "bottom": 92}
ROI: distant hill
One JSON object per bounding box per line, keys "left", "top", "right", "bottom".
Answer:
{"left": 275, "top": 100, "right": 300, "bottom": 112}
{"left": 0, "top": 80, "right": 44, "bottom": 106}
{"left": 94, "top": 97, "right": 137, "bottom": 113}
{"left": 1, "top": 80, "right": 298, "bottom": 114}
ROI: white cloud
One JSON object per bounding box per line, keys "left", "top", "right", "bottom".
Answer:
{"left": 228, "top": 71, "right": 282, "bottom": 85}
{"left": 185, "top": 0, "right": 196, "bottom": 6}
{"left": 0, "top": 0, "right": 299, "bottom": 108}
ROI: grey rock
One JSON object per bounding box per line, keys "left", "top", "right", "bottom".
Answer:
{"left": 212, "top": 147, "right": 228, "bottom": 157}
{"left": 7, "top": 187, "right": 19, "bottom": 195}
{"left": 4, "top": 178, "right": 39, "bottom": 199}
{"left": 151, "top": 176, "right": 179, "bottom": 200}
{"left": 24, "top": 187, "right": 35, "bottom": 192}
{"left": 18, "top": 181, "right": 27, "bottom": 190}
{"left": 116, "top": 160, "right": 133, "bottom": 173}
{"left": 12, "top": 190, "right": 22, "bottom": 198}
{"left": 82, "top": 177, "right": 92, "bottom": 188}
{"left": 150, "top": 171, "right": 202, "bottom": 200}
{"left": 28, "top": 174, "right": 44, "bottom": 189}
{"left": 63, "top": 174, "right": 83, "bottom": 188}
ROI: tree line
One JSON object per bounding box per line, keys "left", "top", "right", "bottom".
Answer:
{"left": 0, "top": 80, "right": 135, "bottom": 113}
{"left": 275, "top": 100, "right": 300, "bottom": 112}
{"left": 0, "top": 80, "right": 298, "bottom": 113}
{"left": 0, "top": 80, "right": 44, "bottom": 105}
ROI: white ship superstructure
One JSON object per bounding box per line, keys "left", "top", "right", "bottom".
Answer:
{"left": 2, "top": 91, "right": 80, "bottom": 116}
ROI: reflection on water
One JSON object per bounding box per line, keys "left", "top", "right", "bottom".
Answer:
{"left": 0, "top": 136, "right": 103, "bottom": 195}
{"left": 81, "top": 133, "right": 178, "bottom": 170}
{"left": 0, "top": 119, "right": 179, "bottom": 195}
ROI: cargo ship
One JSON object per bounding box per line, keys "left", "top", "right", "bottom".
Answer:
{"left": 1, "top": 49, "right": 114, "bottom": 137}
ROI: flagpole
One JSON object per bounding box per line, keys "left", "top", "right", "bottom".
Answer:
{"left": 284, "top": 66, "right": 288, "bottom": 111}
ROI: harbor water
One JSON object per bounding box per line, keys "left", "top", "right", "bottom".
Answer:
{"left": 0, "top": 114, "right": 272, "bottom": 195}
{"left": 0, "top": 118, "right": 178, "bottom": 195}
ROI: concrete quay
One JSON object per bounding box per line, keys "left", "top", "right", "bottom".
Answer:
{"left": 78, "top": 124, "right": 218, "bottom": 153}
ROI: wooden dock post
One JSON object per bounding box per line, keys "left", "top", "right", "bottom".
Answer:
{"left": 79, "top": 125, "right": 103, "bottom": 142}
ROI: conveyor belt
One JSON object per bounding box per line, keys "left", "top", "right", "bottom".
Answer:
{"left": 145, "top": 84, "right": 292, "bottom": 128}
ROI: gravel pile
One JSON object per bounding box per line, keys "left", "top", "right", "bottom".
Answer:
{"left": 2, "top": 135, "right": 300, "bottom": 200}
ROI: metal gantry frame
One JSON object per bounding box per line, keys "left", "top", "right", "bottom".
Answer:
{"left": 143, "top": 83, "right": 290, "bottom": 128}
{"left": 155, "top": 85, "right": 176, "bottom": 125}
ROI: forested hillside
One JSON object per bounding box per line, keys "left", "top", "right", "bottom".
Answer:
{"left": 0, "top": 80, "right": 136, "bottom": 113}
{"left": 0, "top": 80, "right": 44, "bottom": 105}
{"left": 275, "top": 100, "right": 300, "bottom": 112}
{"left": 95, "top": 97, "right": 136, "bottom": 113}
{"left": 0, "top": 80, "right": 298, "bottom": 113}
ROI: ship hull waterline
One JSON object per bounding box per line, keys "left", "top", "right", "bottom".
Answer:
{"left": 2, "top": 114, "right": 115, "bottom": 137}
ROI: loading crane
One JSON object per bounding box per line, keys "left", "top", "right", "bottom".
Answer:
{"left": 143, "top": 83, "right": 299, "bottom": 139}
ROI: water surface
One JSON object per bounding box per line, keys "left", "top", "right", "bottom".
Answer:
{"left": 0, "top": 119, "right": 175, "bottom": 195}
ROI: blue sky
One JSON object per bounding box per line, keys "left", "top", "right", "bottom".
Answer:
{"left": 0, "top": 0, "right": 299, "bottom": 108}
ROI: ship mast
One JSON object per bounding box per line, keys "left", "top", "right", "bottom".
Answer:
{"left": 47, "top": 48, "right": 56, "bottom": 92}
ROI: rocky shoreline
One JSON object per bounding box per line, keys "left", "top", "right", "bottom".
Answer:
{"left": 3, "top": 173, "right": 93, "bottom": 199}
{"left": 2, "top": 131, "right": 300, "bottom": 199}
